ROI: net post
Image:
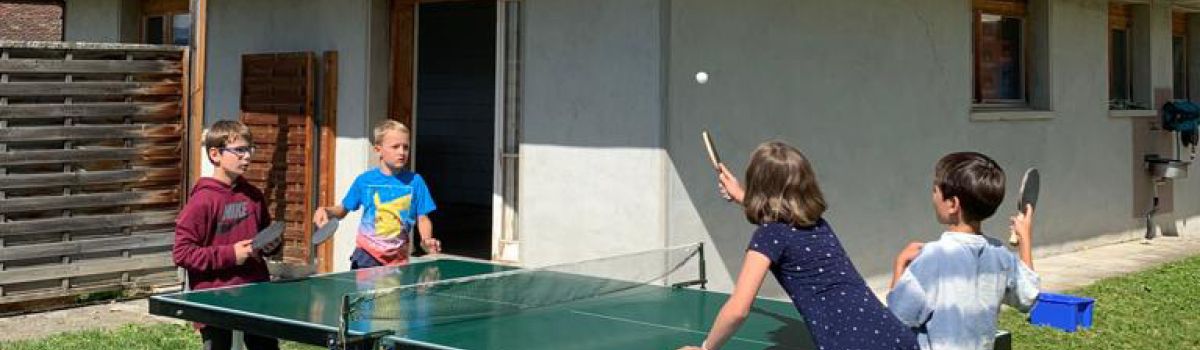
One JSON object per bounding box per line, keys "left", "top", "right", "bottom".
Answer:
{"left": 336, "top": 294, "right": 350, "bottom": 350}
{"left": 670, "top": 243, "right": 708, "bottom": 289}
{"left": 698, "top": 242, "right": 708, "bottom": 290}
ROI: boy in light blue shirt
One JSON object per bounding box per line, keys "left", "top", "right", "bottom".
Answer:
{"left": 887, "top": 152, "right": 1040, "bottom": 350}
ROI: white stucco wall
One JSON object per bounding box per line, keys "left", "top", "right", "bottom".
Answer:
{"left": 204, "top": 0, "right": 392, "bottom": 272}
{"left": 665, "top": 0, "right": 1199, "bottom": 295}
{"left": 518, "top": 0, "right": 669, "bottom": 267}
{"left": 64, "top": 0, "right": 130, "bottom": 42}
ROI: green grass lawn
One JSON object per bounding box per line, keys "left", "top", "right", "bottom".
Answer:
{"left": 997, "top": 254, "right": 1200, "bottom": 349}
{"left": 0, "top": 323, "right": 321, "bottom": 350}
{"left": 3, "top": 255, "right": 1199, "bottom": 349}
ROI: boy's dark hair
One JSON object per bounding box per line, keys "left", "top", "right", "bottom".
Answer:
{"left": 743, "top": 141, "right": 826, "bottom": 227}
{"left": 934, "top": 152, "right": 1005, "bottom": 223}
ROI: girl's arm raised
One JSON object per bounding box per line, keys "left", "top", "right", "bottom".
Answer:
{"left": 678, "top": 250, "right": 772, "bottom": 350}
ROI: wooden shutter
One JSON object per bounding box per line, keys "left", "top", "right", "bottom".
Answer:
{"left": 239, "top": 52, "right": 315, "bottom": 263}
{"left": 1110, "top": 4, "right": 1131, "bottom": 30}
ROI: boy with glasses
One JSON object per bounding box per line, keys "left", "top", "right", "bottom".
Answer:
{"left": 173, "top": 120, "right": 281, "bottom": 350}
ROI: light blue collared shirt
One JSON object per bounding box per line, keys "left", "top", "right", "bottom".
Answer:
{"left": 887, "top": 232, "right": 1040, "bottom": 350}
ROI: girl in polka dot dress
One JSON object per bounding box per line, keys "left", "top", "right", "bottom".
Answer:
{"left": 679, "top": 141, "right": 918, "bottom": 350}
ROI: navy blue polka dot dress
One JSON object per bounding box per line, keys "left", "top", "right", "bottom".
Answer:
{"left": 748, "top": 220, "right": 918, "bottom": 350}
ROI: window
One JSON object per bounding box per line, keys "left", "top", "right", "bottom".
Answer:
{"left": 171, "top": 13, "right": 191, "bottom": 46}
{"left": 1110, "top": 3, "right": 1136, "bottom": 109}
{"left": 143, "top": 15, "right": 165, "bottom": 44}
{"left": 1174, "top": 12, "right": 1189, "bottom": 100}
{"left": 142, "top": 12, "right": 190, "bottom": 45}
{"left": 973, "top": 0, "right": 1028, "bottom": 106}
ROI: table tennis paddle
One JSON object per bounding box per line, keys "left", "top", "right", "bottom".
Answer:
{"left": 1009, "top": 168, "right": 1039, "bottom": 245}
{"left": 701, "top": 129, "right": 722, "bottom": 170}
{"left": 312, "top": 217, "right": 339, "bottom": 246}
{"left": 252, "top": 222, "right": 286, "bottom": 252}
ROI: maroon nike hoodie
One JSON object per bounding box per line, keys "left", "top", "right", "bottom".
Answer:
{"left": 173, "top": 177, "right": 276, "bottom": 292}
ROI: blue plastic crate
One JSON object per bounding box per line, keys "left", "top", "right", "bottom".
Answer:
{"left": 1029, "top": 293, "right": 1094, "bottom": 332}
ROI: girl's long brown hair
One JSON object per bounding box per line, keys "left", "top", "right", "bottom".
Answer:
{"left": 743, "top": 141, "right": 827, "bottom": 227}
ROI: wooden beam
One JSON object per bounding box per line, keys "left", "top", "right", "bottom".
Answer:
{"left": 247, "top": 128, "right": 308, "bottom": 147}
{"left": 319, "top": 51, "right": 338, "bottom": 273}
{"left": 143, "top": 0, "right": 189, "bottom": 14}
{"left": 0, "top": 124, "right": 181, "bottom": 142}
{"left": 1175, "top": 11, "right": 1190, "bottom": 36}
{"left": 241, "top": 113, "right": 307, "bottom": 126}
{"left": 1111, "top": 3, "right": 1132, "bottom": 30}
{"left": 0, "top": 284, "right": 124, "bottom": 306}
{"left": 0, "top": 41, "right": 183, "bottom": 52}
{"left": 389, "top": 0, "right": 416, "bottom": 126}
{"left": 188, "top": 0, "right": 208, "bottom": 191}
{"left": 0, "top": 189, "right": 179, "bottom": 212}
{"left": 0, "top": 252, "right": 173, "bottom": 285}
{"left": 0, "top": 102, "right": 181, "bottom": 120}
{"left": 0, "top": 82, "right": 182, "bottom": 97}
{"left": 0, "top": 210, "right": 178, "bottom": 237}
{"left": 0, "top": 231, "right": 173, "bottom": 261}
{"left": 0, "top": 146, "right": 179, "bottom": 166}
{"left": 240, "top": 104, "right": 307, "bottom": 115}
{"left": 0, "top": 168, "right": 180, "bottom": 190}
{"left": 0, "top": 59, "right": 182, "bottom": 74}
{"left": 974, "top": 0, "right": 1027, "bottom": 17}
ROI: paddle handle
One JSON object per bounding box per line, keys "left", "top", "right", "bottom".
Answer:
{"left": 701, "top": 130, "right": 721, "bottom": 170}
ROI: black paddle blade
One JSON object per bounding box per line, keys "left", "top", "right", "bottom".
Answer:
{"left": 1018, "top": 168, "right": 1040, "bottom": 213}
{"left": 312, "top": 217, "right": 340, "bottom": 246}
{"left": 252, "top": 222, "right": 286, "bottom": 251}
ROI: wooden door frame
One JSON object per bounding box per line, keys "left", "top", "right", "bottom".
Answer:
{"left": 187, "top": 0, "right": 206, "bottom": 190}
{"left": 389, "top": 0, "right": 511, "bottom": 260}
{"left": 318, "top": 51, "right": 338, "bottom": 273}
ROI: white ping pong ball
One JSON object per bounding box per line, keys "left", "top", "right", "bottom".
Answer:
{"left": 695, "top": 71, "right": 709, "bottom": 84}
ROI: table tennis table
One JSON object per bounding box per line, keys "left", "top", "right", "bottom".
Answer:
{"left": 149, "top": 252, "right": 1010, "bottom": 350}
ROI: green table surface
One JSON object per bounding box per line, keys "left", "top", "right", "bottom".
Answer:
{"left": 150, "top": 258, "right": 814, "bottom": 349}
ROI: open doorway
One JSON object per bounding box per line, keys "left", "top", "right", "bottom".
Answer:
{"left": 411, "top": 0, "right": 497, "bottom": 259}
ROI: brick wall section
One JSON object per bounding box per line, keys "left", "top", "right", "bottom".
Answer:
{"left": 0, "top": 1, "right": 64, "bottom": 41}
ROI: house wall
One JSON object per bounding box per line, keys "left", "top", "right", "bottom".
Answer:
{"left": 518, "top": 0, "right": 669, "bottom": 266}
{"left": 665, "top": 0, "right": 1197, "bottom": 295}
{"left": 189, "top": 0, "right": 1200, "bottom": 300}
{"left": 203, "top": 0, "right": 393, "bottom": 271}
{"left": 63, "top": 0, "right": 139, "bottom": 43}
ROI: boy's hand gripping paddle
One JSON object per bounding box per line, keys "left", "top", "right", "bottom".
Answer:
{"left": 312, "top": 217, "right": 339, "bottom": 246}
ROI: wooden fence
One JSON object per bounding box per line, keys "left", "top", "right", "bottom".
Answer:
{"left": 0, "top": 41, "right": 187, "bottom": 309}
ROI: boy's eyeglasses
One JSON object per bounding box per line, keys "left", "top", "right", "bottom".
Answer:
{"left": 220, "top": 146, "right": 256, "bottom": 157}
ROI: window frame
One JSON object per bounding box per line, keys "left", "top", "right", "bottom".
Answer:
{"left": 1174, "top": 11, "right": 1189, "bottom": 100}
{"left": 972, "top": 1, "right": 1030, "bottom": 108}
{"left": 1109, "top": 3, "right": 1133, "bottom": 106}
{"left": 1110, "top": 28, "right": 1132, "bottom": 101}
{"left": 141, "top": 11, "right": 190, "bottom": 45}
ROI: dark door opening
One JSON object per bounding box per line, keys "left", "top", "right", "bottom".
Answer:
{"left": 413, "top": 0, "right": 496, "bottom": 259}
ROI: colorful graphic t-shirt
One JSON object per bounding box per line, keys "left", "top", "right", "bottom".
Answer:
{"left": 342, "top": 169, "right": 436, "bottom": 265}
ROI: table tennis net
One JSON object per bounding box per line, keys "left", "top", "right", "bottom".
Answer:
{"left": 343, "top": 243, "right": 703, "bottom": 325}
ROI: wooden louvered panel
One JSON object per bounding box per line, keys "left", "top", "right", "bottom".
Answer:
{"left": 239, "top": 52, "right": 315, "bottom": 263}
